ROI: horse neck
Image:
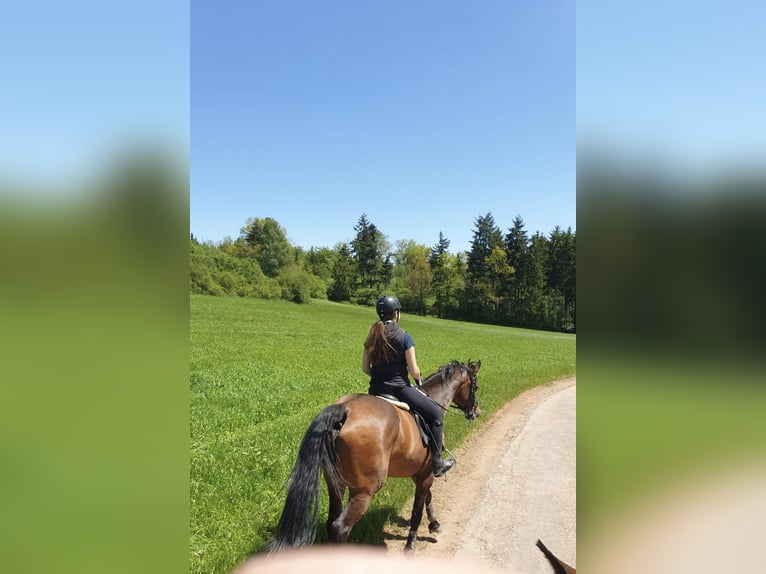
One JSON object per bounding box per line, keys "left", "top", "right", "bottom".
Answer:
{"left": 422, "top": 366, "right": 463, "bottom": 410}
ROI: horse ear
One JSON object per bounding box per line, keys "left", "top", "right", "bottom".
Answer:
{"left": 472, "top": 359, "right": 481, "bottom": 372}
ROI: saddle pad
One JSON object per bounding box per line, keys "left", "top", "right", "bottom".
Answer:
{"left": 375, "top": 395, "right": 410, "bottom": 411}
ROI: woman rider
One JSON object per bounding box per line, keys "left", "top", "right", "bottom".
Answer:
{"left": 362, "top": 295, "right": 456, "bottom": 477}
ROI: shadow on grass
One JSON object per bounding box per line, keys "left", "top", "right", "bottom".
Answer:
{"left": 251, "top": 503, "right": 441, "bottom": 559}
{"left": 350, "top": 507, "right": 438, "bottom": 548}
{"left": 346, "top": 505, "right": 401, "bottom": 546}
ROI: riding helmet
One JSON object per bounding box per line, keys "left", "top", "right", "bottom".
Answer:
{"left": 376, "top": 295, "right": 401, "bottom": 318}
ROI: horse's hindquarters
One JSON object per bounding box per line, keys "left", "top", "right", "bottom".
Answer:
{"left": 333, "top": 395, "right": 428, "bottom": 484}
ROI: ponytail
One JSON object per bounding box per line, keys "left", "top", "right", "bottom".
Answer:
{"left": 364, "top": 320, "right": 396, "bottom": 366}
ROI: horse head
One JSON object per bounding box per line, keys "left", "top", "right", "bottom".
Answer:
{"left": 422, "top": 360, "right": 481, "bottom": 419}
{"left": 446, "top": 359, "right": 481, "bottom": 420}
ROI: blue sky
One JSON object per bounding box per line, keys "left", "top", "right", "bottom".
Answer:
{"left": 191, "top": 1, "right": 575, "bottom": 253}
{"left": 3, "top": 1, "right": 763, "bottom": 248}
{"left": 577, "top": 1, "right": 766, "bottom": 176}
{"left": 0, "top": 1, "right": 189, "bottom": 186}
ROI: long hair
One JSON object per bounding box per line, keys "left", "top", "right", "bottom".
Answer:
{"left": 364, "top": 317, "right": 396, "bottom": 366}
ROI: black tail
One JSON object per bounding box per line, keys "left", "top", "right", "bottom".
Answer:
{"left": 536, "top": 539, "right": 576, "bottom": 574}
{"left": 266, "top": 404, "right": 346, "bottom": 552}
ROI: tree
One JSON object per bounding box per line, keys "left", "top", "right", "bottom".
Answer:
{"left": 429, "top": 232, "right": 450, "bottom": 267}
{"left": 485, "top": 244, "right": 514, "bottom": 317}
{"left": 465, "top": 212, "right": 504, "bottom": 322}
{"left": 467, "top": 212, "right": 503, "bottom": 279}
{"left": 329, "top": 243, "right": 355, "bottom": 302}
{"left": 390, "top": 240, "right": 432, "bottom": 313}
{"left": 304, "top": 246, "right": 337, "bottom": 286}
{"left": 546, "top": 226, "right": 576, "bottom": 330}
{"left": 430, "top": 232, "right": 454, "bottom": 318}
{"left": 381, "top": 255, "right": 393, "bottom": 291}
{"left": 524, "top": 232, "right": 548, "bottom": 328}
{"left": 350, "top": 214, "right": 389, "bottom": 297}
{"left": 504, "top": 216, "right": 529, "bottom": 324}
{"left": 404, "top": 249, "right": 432, "bottom": 315}
{"left": 241, "top": 217, "right": 291, "bottom": 278}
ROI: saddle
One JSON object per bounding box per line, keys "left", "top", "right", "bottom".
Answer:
{"left": 375, "top": 394, "right": 430, "bottom": 447}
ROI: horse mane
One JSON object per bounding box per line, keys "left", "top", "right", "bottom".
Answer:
{"left": 425, "top": 360, "right": 462, "bottom": 383}
{"left": 421, "top": 361, "right": 474, "bottom": 412}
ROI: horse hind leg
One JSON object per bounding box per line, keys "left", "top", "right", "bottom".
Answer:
{"left": 328, "top": 489, "right": 373, "bottom": 544}
{"left": 325, "top": 477, "right": 347, "bottom": 543}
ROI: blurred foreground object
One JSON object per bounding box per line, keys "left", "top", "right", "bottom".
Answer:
{"left": 577, "top": 160, "right": 766, "bottom": 572}
{"left": 233, "top": 546, "right": 517, "bottom": 574}
{"left": 0, "top": 150, "right": 189, "bottom": 573}
{"left": 584, "top": 462, "right": 766, "bottom": 574}
{"left": 578, "top": 161, "right": 766, "bottom": 362}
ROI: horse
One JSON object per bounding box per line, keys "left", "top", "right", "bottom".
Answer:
{"left": 536, "top": 539, "right": 576, "bottom": 574}
{"left": 266, "top": 359, "right": 481, "bottom": 553}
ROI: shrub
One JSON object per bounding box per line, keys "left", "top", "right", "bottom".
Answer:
{"left": 277, "top": 267, "right": 312, "bottom": 304}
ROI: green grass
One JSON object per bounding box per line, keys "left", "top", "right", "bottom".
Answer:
{"left": 190, "top": 294, "right": 576, "bottom": 574}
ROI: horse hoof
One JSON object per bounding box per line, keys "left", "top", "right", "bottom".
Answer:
{"left": 404, "top": 531, "right": 417, "bottom": 552}
{"left": 428, "top": 521, "right": 441, "bottom": 533}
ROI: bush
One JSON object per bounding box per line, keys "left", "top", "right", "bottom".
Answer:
{"left": 307, "top": 274, "right": 328, "bottom": 300}
{"left": 277, "top": 267, "right": 312, "bottom": 304}
{"left": 351, "top": 287, "right": 379, "bottom": 307}
{"left": 190, "top": 262, "right": 224, "bottom": 296}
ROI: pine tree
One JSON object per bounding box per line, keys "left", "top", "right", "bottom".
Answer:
{"left": 504, "top": 216, "right": 529, "bottom": 324}
{"left": 430, "top": 232, "right": 453, "bottom": 318}
{"left": 546, "top": 226, "right": 576, "bottom": 330}
{"left": 466, "top": 212, "right": 503, "bottom": 322}
{"left": 350, "top": 214, "right": 388, "bottom": 294}
{"left": 329, "top": 243, "right": 355, "bottom": 302}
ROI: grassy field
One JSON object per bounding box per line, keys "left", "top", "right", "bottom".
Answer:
{"left": 190, "top": 294, "right": 576, "bottom": 574}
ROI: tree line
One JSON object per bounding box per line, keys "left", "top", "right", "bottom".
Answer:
{"left": 190, "top": 212, "right": 575, "bottom": 332}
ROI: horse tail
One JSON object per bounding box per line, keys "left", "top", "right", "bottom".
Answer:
{"left": 266, "top": 404, "right": 347, "bottom": 552}
{"left": 536, "top": 539, "right": 576, "bottom": 574}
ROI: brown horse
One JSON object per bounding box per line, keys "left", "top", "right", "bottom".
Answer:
{"left": 266, "top": 359, "right": 481, "bottom": 553}
{"left": 536, "top": 539, "right": 576, "bottom": 574}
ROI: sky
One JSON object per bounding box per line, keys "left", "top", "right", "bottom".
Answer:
{"left": 0, "top": 1, "right": 189, "bottom": 186}
{"left": 4, "top": 1, "right": 760, "bottom": 249}
{"left": 576, "top": 1, "right": 766, "bottom": 177}
{"left": 190, "top": 1, "right": 576, "bottom": 253}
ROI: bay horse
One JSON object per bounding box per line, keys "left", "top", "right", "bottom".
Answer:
{"left": 266, "top": 359, "right": 481, "bottom": 553}
{"left": 536, "top": 539, "right": 576, "bottom": 574}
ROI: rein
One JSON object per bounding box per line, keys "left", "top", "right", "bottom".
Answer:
{"left": 451, "top": 363, "right": 478, "bottom": 418}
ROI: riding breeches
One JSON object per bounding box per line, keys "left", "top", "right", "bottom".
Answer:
{"left": 377, "top": 385, "right": 444, "bottom": 425}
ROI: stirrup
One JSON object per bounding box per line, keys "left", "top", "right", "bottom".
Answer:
{"left": 433, "top": 456, "right": 456, "bottom": 477}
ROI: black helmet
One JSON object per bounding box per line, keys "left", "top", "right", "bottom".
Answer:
{"left": 376, "top": 295, "right": 401, "bottom": 318}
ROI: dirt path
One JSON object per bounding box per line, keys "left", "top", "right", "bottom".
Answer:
{"left": 383, "top": 378, "right": 576, "bottom": 573}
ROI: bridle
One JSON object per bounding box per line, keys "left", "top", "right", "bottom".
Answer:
{"left": 420, "top": 361, "right": 479, "bottom": 419}
{"left": 448, "top": 363, "right": 479, "bottom": 420}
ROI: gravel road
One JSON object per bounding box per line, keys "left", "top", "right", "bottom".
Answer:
{"left": 384, "top": 378, "right": 576, "bottom": 573}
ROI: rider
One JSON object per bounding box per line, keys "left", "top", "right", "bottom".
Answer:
{"left": 362, "top": 295, "right": 456, "bottom": 477}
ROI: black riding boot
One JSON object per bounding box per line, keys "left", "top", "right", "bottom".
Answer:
{"left": 428, "top": 421, "right": 455, "bottom": 477}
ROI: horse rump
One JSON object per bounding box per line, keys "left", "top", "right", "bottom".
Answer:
{"left": 265, "top": 404, "right": 346, "bottom": 552}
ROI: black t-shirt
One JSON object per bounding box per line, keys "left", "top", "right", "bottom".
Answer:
{"left": 369, "top": 321, "right": 415, "bottom": 393}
